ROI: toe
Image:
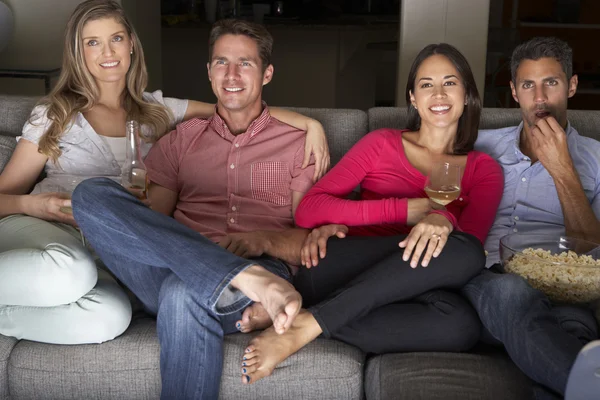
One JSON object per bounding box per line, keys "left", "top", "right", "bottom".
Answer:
{"left": 243, "top": 348, "right": 259, "bottom": 361}
{"left": 242, "top": 364, "right": 258, "bottom": 375}
{"left": 242, "top": 357, "right": 258, "bottom": 367}
{"left": 282, "top": 299, "right": 301, "bottom": 332}
{"left": 273, "top": 312, "right": 288, "bottom": 334}
{"left": 246, "top": 367, "right": 272, "bottom": 385}
{"left": 242, "top": 305, "right": 253, "bottom": 324}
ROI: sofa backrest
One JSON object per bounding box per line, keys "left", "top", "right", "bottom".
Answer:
{"left": 1, "top": 95, "right": 599, "bottom": 168}
{"left": 368, "top": 107, "right": 600, "bottom": 142}
{"left": 287, "top": 107, "right": 369, "bottom": 166}
{"left": 0, "top": 96, "right": 370, "bottom": 168}
{"left": 0, "top": 95, "right": 40, "bottom": 137}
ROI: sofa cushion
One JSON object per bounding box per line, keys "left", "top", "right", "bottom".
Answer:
{"left": 0, "top": 135, "right": 16, "bottom": 174}
{"left": 8, "top": 317, "right": 161, "bottom": 400}
{"left": 364, "top": 350, "right": 533, "bottom": 400}
{"left": 0, "top": 334, "right": 18, "bottom": 400}
{"left": 0, "top": 95, "right": 39, "bottom": 137}
{"left": 287, "top": 107, "right": 369, "bottom": 167}
{"left": 566, "top": 109, "right": 600, "bottom": 141}
{"left": 8, "top": 317, "right": 365, "bottom": 400}
{"left": 220, "top": 332, "right": 365, "bottom": 400}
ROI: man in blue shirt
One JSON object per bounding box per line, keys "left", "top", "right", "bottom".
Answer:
{"left": 463, "top": 37, "right": 600, "bottom": 399}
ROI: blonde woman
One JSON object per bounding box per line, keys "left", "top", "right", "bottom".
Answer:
{"left": 0, "top": 0, "right": 329, "bottom": 345}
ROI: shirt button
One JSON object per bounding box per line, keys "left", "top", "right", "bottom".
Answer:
{"left": 459, "top": 197, "right": 463, "bottom": 201}
{"left": 230, "top": 164, "right": 235, "bottom": 169}
{"left": 514, "top": 216, "right": 519, "bottom": 221}
{"left": 230, "top": 218, "right": 235, "bottom": 223}
{"left": 232, "top": 206, "right": 237, "bottom": 211}
{"left": 513, "top": 228, "right": 518, "bottom": 233}
{"left": 234, "top": 143, "right": 240, "bottom": 148}
{"left": 521, "top": 177, "right": 527, "bottom": 182}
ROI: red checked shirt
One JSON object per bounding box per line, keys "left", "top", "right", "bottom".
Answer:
{"left": 145, "top": 106, "right": 315, "bottom": 242}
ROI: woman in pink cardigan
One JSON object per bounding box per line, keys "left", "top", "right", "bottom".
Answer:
{"left": 240, "top": 43, "right": 504, "bottom": 385}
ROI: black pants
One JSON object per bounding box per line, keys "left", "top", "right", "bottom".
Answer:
{"left": 293, "top": 232, "right": 485, "bottom": 354}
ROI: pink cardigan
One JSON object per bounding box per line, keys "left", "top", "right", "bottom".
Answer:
{"left": 295, "top": 129, "right": 504, "bottom": 244}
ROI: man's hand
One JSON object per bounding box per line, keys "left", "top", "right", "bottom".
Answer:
{"left": 399, "top": 213, "right": 453, "bottom": 268}
{"left": 301, "top": 224, "right": 348, "bottom": 268}
{"left": 531, "top": 117, "right": 576, "bottom": 177}
{"left": 219, "top": 232, "right": 268, "bottom": 258}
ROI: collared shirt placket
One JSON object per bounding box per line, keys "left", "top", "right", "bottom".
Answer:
{"left": 227, "top": 135, "right": 244, "bottom": 230}
{"left": 511, "top": 142, "right": 532, "bottom": 234}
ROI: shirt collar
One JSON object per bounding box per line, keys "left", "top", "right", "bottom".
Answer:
{"left": 209, "top": 102, "right": 271, "bottom": 139}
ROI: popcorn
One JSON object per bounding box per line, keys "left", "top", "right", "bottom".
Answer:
{"left": 505, "top": 248, "right": 600, "bottom": 304}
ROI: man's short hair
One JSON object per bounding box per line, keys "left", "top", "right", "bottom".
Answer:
{"left": 208, "top": 19, "right": 273, "bottom": 72}
{"left": 510, "top": 37, "right": 573, "bottom": 82}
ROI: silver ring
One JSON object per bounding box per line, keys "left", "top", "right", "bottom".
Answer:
{"left": 431, "top": 234, "right": 441, "bottom": 239}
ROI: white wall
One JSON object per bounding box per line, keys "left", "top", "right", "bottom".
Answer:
{"left": 396, "top": 0, "right": 490, "bottom": 106}
{"left": 0, "top": 0, "right": 161, "bottom": 95}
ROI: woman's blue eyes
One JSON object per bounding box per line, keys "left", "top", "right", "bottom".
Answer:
{"left": 86, "top": 36, "right": 123, "bottom": 46}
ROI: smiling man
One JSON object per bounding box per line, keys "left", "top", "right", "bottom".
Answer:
{"left": 461, "top": 37, "right": 600, "bottom": 399}
{"left": 71, "top": 19, "right": 316, "bottom": 400}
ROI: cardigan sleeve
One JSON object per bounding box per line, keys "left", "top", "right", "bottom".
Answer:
{"left": 295, "top": 129, "right": 408, "bottom": 228}
{"left": 455, "top": 152, "right": 504, "bottom": 243}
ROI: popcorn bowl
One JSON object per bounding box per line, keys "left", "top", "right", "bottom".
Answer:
{"left": 499, "top": 233, "right": 600, "bottom": 304}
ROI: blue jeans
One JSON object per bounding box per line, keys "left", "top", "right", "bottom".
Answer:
{"left": 462, "top": 268, "right": 598, "bottom": 397}
{"left": 71, "top": 178, "right": 291, "bottom": 400}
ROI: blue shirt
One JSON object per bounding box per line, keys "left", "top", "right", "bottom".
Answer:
{"left": 475, "top": 122, "right": 600, "bottom": 267}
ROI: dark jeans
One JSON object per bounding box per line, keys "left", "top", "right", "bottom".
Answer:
{"left": 71, "top": 178, "right": 291, "bottom": 400}
{"left": 462, "top": 268, "right": 599, "bottom": 397}
{"left": 294, "top": 232, "right": 486, "bottom": 354}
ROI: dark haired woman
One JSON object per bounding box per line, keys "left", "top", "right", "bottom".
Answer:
{"left": 239, "top": 43, "right": 504, "bottom": 385}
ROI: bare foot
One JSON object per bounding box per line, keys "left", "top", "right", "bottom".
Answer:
{"left": 230, "top": 265, "right": 301, "bottom": 334}
{"left": 236, "top": 303, "right": 272, "bottom": 333}
{"left": 240, "top": 310, "right": 322, "bottom": 384}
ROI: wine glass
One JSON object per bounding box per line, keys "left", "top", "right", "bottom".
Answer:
{"left": 424, "top": 162, "right": 461, "bottom": 206}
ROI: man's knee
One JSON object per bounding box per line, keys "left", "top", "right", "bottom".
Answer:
{"left": 464, "top": 271, "right": 551, "bottom": 332}
{"left": 72, "top": 177, "right": 120, "bottom": 213}
{"left": 465, "top": 271, "right": 537, "bottom": 305}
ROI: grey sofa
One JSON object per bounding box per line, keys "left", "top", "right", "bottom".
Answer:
{"left": 2, "top": 94, "right": 600, "bottom": 400}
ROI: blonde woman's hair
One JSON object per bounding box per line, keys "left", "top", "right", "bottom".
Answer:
{"left": 36, "top": 0, "right": 172, "bottom": 162}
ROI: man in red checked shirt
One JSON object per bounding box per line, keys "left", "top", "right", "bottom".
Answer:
{"left": 71, "top": 19, "right": 322, "bottom": 399}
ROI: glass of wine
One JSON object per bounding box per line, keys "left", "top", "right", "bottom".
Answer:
{"left": 424, "top": 162, "right": 461, "bottom": 206}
